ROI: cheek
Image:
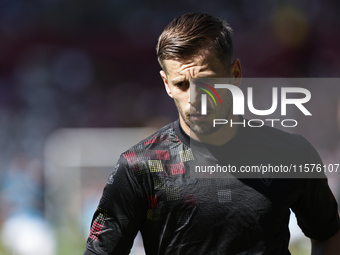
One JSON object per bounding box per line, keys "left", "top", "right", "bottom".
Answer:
{"left": 218, "top": 90, "right": 233, "bottom": 105}
{"left": 173, "top": 89, "right": 188, "bottom": 102}
{"left": 174, "top": 94, "right": 190, "bottom": 111}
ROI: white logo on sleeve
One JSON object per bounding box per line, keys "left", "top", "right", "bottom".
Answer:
{"left": 107, "top": 163, "right": 119, "bottom": 184}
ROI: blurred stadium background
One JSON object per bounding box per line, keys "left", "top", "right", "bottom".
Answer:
{"left": 0, "top": 1, "right": 340, "bottom": 254}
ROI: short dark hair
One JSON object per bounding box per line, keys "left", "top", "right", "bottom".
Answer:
{"left": 156, "top": 12, "right": 234, "bottom": 71}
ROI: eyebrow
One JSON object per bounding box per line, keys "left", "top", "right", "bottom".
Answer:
{"left": 171, "top": 78, "right": 187, "bottom": 84}
{"left": 172, "top": 73, "right": 219, "bottom": 83}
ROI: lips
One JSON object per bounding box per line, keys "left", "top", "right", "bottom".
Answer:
{"left": 189, "top": 112, "right": 211, "bottom": 121}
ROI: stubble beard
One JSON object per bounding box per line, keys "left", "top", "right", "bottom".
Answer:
{"left": 175, "top": 98, "right": 233, "bottom": 136}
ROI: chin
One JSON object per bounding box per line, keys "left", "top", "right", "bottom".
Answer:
{"left": 183, "top": 116, "right": 215, "bottom": 135}
{"left": 190, "top": 123, "right": 220, "bottom": 136}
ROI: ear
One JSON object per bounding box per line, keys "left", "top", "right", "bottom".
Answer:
{"left": 160, "top": 70, "right": 173, "bottom": 98}
{"left": 230, "top": 59, "right": 242, "bottom": 87}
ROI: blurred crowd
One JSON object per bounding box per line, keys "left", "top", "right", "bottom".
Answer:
{"left": 0, "top": 1, "right": 340, "bottom": 254}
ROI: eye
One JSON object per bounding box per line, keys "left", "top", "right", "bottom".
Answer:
{"left": 175, "top": 81, "right": 189, "bottom": 89}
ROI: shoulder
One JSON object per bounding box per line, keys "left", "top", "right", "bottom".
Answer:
{"left": 120, "top": 121, "right": 182, "bottom": 164}
{"left": 241, "top": 123, "right": 320, "bottom": 163}
{"left": 246, "top": 123, "right": 313, "bottom": 149}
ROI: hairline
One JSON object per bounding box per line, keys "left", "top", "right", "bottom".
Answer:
{"left": 159, "top": 49, "right": 233, "bottom": 76}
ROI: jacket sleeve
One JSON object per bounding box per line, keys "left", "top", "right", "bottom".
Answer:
{"left": 83, "top": 154, "right": 147, "bottom": 255}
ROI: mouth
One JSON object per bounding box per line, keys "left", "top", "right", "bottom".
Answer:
{"left": 189, "top": 112, "right": 211, "bottom": 122}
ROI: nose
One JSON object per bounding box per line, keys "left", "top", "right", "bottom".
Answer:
{"left": 188, "top": 82, "right": 201, "bottom": 108}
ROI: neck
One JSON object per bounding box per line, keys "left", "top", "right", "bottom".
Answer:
{"left": 180, "top": 115, "right": 240, "bottom": 146}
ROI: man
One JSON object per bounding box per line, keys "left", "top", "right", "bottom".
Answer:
{"left": 83, "top": 13, "right": 340, "bottom": 254}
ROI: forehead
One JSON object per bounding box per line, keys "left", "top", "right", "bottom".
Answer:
{"left": 163, "top": 51, "right": 228, "bottom": 81}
